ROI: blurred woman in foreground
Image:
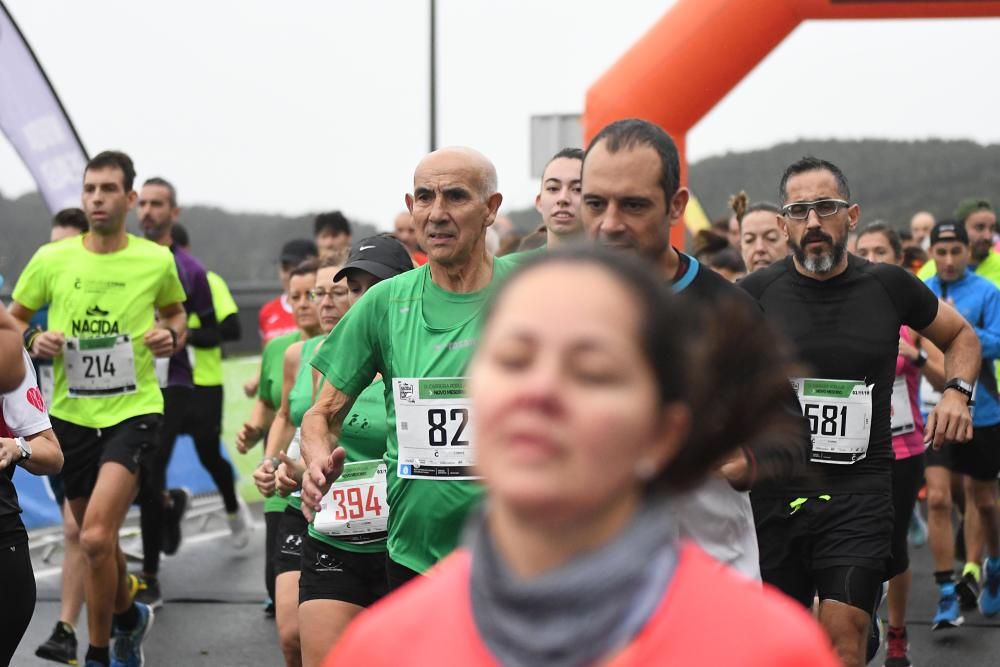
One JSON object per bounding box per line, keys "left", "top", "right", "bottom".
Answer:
{"left": 325, "top": 247, "right": 839, "bottom": 666}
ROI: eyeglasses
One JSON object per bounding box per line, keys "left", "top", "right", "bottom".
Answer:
{"left": 781, "top": 199, "right": 849, "bottom": 220}
{"left": 308, "top": 289, "right": 335, "bottom": 302}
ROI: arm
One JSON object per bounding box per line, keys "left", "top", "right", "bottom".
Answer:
{"left": 0, "top": 428, "right": 63, "bottom": 476}
{"left": 0, "top": 304, "right": 26, "bottom": 391}
{"left": 300, "top": 382, "right": 354, "bottom": 520}
{"left": 186, "top": 310, "right": 221, "bottom": 348}
{"left": 253, "top": 344, "right": 302, "bottom": 497}
{"left": 145, "top": 302, "right": 188, "bottom": 357}
{"left": 236, "top": 398, "right": 274, "bottom": 454}
{"left": 918, "top": 300, "right": 981, "bottom": 448}
{"left": 218, "top": 313, "right": 241, "bottom": 343}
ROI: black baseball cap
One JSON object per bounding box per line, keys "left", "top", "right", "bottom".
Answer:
{"left": 930, "top": 220, "right": 969, "bottom": 246}
{"left": 280, "top": 238, "right": 319, "bottom": 266}
{"left": 334, "top": 235, "right": 414, "bottom": 282}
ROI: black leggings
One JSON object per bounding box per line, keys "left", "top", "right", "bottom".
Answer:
{"left": 265, "top": 511, "right": 283, "bottom": 601}
{"left": 139, "top": 386, "right": 239, "bottom": 575}
{"left": 0, "top": 540, "right": 36, "bottom": 665}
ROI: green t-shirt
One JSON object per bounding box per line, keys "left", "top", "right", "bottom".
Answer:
{"left": 310, "top": 257, "right": 520, "bottom": 573}
{"left": 259, "top": 330, "right": 303, "bottom": 514}
{"left": 258, "top": 331, "right": 302, "bottom": 409}
{"left": 12, "top": 234, "right": 186, "bottom": 428}
{"left": 308, "top": 378, "right": 388, "bottom": 553}
{"left": 190, "top": 271, "right": 239, "bottom": 387}
{"left": 289, "top": 336, "right": 323, "bottom": 427}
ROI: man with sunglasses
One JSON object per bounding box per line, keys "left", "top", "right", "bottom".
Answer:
{"left": 740, "top": 156, "right": 981, "bottom": 667}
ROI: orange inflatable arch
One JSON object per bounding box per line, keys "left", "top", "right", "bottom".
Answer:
{"left": 585, "top": 0, "right": 1000, "bottom": 246}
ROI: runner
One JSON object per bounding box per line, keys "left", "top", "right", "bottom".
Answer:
{"left": 254, "top": 258, "right": 340, "bottom": 667}
{"left": 314, "top": 212, "right": 352, "bottom": 260}
{"left": 257, "top": 239, "right": 319, "bottom": 348}
{"left": 171, "top": 222, "right": 251, "bottom": 549}
{"left": 393, "top": 212, "right": 428, "bottom": 266}
{"left": 918, "top": 199, "right": 1000, "bottom": 282}
{"left": 10, "top": 150, "right": 188, "bottom": 667}
{"left": 921, "top": 220, "right": 1000, "bottom": 629}
{"left": 300, "top": 146, "right": 517, "bottom": 591}
{"left": 855, "top": 222, "right": 944, "bottom": 667}
{"left": 730, "top": 192, "right": 788, "bottom": 274}
{"left": 134, "top": 176, "right": 232, "bottom": 608}
{"left": 324, "top": 247, "right": 840, "bottom": 667}
{"left": 238, "top": 260, "right": 322, "bottom": 618}
{"left": 0, "top": 305, "right": 26, "bottom": 392}
{"left": 579, "top": 118, "right": 764, "bottom": 580}
{"left": 534, "top": 147, "right": 583, "bottom": 248}
{"left": 0, "top": 350, "right": 64, "bottom": 665}
{"left": 29, "top": 208, "right": 89, "bottom": 665}
{"left": 739, "top": 156, "right": 980, "bottom": 667}
{"left": 283, "top": 236, "right": 413, "bottom": 667}
{"left": 911, "top": 211, "right": 935, "bottom": 251}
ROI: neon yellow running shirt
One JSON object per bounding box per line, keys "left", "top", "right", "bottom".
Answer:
{"left": 13, "top": 234, "right": 186, "bottom": 428}
{"left": 190, "top": 271, "right": 239, "bottom": 387}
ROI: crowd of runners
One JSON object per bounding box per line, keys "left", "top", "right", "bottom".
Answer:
{"left": 1, "top": 117, "right": 999, "bottom": 666}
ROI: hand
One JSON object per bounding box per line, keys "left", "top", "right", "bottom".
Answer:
{"left": 301, "top": 447, "right": 346, "bottom": 522}
{"left": 0, "top": 438, "right": 21, "bottom": 471}
{"left": 253, "top": 458, "right": 278, "bottom": 498}
{"left": 32, "top": 331, "right": 65, "bottom": 359}
{"left": 275, "top": 452, "right": 305, "bottom": 496}
{"left": 243, "top": 377, "right": 260, "bottom": 398}
{"left": 898, "top": 337, "right": 919, "bottom": 362}
{"left": 925, "top": 389, "right": 974, "bottom": 450}
{"left": 236, "top": 423, "right": 262, "bottom": 454}
{"left": 144, "top": 328, "right": 175, "bottom": 358}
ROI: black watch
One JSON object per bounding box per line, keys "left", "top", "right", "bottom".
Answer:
{"left": 166, "top": 328, "right": 179, "bottom": 352}
{"left": 943, "top": 378, "right": 974, "bottom": 404}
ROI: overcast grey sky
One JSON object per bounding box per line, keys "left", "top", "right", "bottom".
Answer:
{"left": 2, "top": 1, "right": 999, "bottom": 229}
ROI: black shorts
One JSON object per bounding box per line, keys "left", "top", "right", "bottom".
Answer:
{"left": 386, "top": 557, "right": 421, "bottom": 591}
{"left": 887, "top": 454, "right": 925, "bottom": 579}
{"left": 753, "top": 492, "right": 892, "bottom": 611}
{"left": 52, "top": 414, "right": 161, "bottom": 500}
{"left": 274, "top": 505, "right": 308, "bottom": 575}
{"left": 298, "top": 535, "right": 388, "bottom": 607}
{"left": 925, "top": 423, "right": 1000, "bottom": 481}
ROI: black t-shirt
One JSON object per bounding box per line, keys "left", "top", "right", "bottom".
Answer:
{"left": 739, "top": 255, "right": 939, "bottom": 495}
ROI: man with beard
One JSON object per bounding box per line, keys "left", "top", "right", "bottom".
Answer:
{"left": 134, "top": 177, "right": 246, "bottom": 609}
{"left": 740, "top": 156, "right": 980, "bottom": 667}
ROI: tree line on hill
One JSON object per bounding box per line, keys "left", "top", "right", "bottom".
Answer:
{"left": 3, "top": 138, "right": 998, "bottom": 294}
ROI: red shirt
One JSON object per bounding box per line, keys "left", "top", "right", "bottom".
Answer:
{"left": 258, "top": 295, "right": 296, "bottom": 345}
{"left": 411, "top": 250, "right": 428, "bottom": 266}
{"left": 325, "top": 543, "right": 840, "bottom": 667}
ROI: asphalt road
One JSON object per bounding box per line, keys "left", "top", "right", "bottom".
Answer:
{"left": 11, "top": 502, "right": 1000, "bottom": 666}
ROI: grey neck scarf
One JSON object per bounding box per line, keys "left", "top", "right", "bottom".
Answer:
{"left": 468, "top": 496, "right": 679, "bottom": 667}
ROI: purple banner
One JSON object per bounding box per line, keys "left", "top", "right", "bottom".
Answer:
{"left": 0, "top": 2, "right": 87, "bottom": 213}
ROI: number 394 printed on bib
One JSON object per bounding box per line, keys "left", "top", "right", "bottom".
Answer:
{"left": 791, "top": 378, "right": 873, "bottom": 465}
{"left": 393, "top": 378, "right": 477, "bottom": 480}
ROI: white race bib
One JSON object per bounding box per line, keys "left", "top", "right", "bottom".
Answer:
{"left": 920, "top": 376, "right": 942, "bottom": 414}
{"left": 155, "top": 358, "right": 169, "bottom": 388}
{"left": 288, "top": 429, "right": 302, "bottom": 499}
{"left": 791, "top": 378, "right": 873, "bottom": 465}
{"left": 393, "top": 377, "right": 476, "bottom": 480}
{"left": 64, "top": 335, "right": 137, "bottom": 398}
{"left": 891, "top": 377, "right": 916, "bottom": 436}
{"left": 312, "top": 460, "right": 388, "bottom": 542}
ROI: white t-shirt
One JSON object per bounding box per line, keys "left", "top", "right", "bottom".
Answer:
{"left": 1, "top": 350, "right": 52, "bottom": 438}
{"left": 671, "top": 476, "right": 761, "bottom": 581}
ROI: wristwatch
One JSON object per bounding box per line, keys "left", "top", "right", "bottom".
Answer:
{"left": 943, "top": 378, "right": 975, "bottom": 404}
{"left": 15, "top": 437, "right": 31, "bottom": 464}
{"left": 913, "top": 349, "right": 928, "bottom": 368}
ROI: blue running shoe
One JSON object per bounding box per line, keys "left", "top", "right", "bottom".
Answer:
{"left": 932, "top": 583, "right": 964, "bottom": 630}
{"left": 111, "top": 602, "right": 154, "bottom": 667}
{"left": 908, "top": 509, "right": 927, "bottom": 548}
{"left": 979, "top": 557, "right": 1000, "bottom": 617}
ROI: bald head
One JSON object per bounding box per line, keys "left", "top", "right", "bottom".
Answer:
{"left": 414, "top": 146, "right": 498, "bottom": 200}
{"left": 910, "top": 211, "right": 935, "bottom": 247}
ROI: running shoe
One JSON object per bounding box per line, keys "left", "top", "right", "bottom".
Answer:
{"left": 111, "top": 602, "right": 154, "bottom": 667}
{"left": 979, "top": 557, "right": 1000, "bottom": 617}
{"left": 227, "top": 496, "right": 254, "bottom": 550}
{"left": 907, "top": 508, "right": 927, "bottom": 548}
{"left": 883, "top": 626, "right": 911, "bottom": 667}
{"left": 133, "top": 574, "right": 163, "bottom": 610}
{"left": 263, "top": 598, "right": 275, "bottom": 617}
{"left": 932, "top": 582, "right": 964, "bottom": 630}
{"left": 35, "top": 621, "right": 78, "bottom": 665}
{"left": 162, "top": 487, "right": 191, "bottom": 556}
{"left": 956, "top": 570, "right": 981, "bottom": 611}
